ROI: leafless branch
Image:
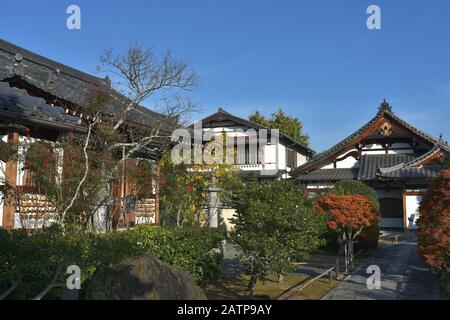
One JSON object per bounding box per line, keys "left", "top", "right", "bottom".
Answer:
{"left": 99, "top": 42, "right": 200, "bottom": 131}
{"left": 32, "top": 265, "right": 63, "bottom": 300}
{"left": 61, "top": 118, "right": 98, "bottom": 224}
{"left": 0, "top": 279, "right": 21, "bottom": 300}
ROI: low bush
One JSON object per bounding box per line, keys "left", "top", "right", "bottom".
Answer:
{"left": 0, "top": 224, "right": 224, "bottom": 299}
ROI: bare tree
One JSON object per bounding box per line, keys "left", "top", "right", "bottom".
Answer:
{"left": 99, "top": 41, "right": 200, "bottom": 130}
{"left": 87, "top": 42, "right": 201, "bottom": 230}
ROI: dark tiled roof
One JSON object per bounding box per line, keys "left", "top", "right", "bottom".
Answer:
{"left": 402, "top": 141, "right": 450, "bottom": 168}
{"left": 375, "top": 141, "right": 450, "bottom": 180}
{"left": 0, "top": 82, "right": 85, "bottom": 132}
{"left": 296, "top": 168, "right": 359, "bottom": 181}
{"left": 192, "top": 108, "right": 315, "bottom": 156}
{"left": 296, "top": 146, "right": 449, "bottom": 183}
{"left": 377, "top": 167, "right": 443, "bottom": 179}
{"left": 358, "top": 154, "right": 416, "bottom": 180}
{"left": 0, "top": 38, "right": 175, "bottom": 132}
{"left": 292, "top": 101, "right": 441, "bottom": 175}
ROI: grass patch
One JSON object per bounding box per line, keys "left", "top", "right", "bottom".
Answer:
{"left": 205, "top": 272, "right": 340, "bottom": 300}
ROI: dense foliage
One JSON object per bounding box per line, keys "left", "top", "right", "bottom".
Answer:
{"left": 316, "top": 194, "right": 378, "bottom": 271}
{"left": 249, "top": 109, "right": 309, "bottom": 146}
{"left": 0, "top": 225, "right": 224, "bottom": 299}
{"left": 324, "top": 180, "right": 380, "bottom": 250}
{"left": 417, "top": 169, "right": 450, "bottom": 295}
{"left": 231, "top": 180, "right": 326, "bottom": 295}
{"left": 159, "top": 153, "right": 241, "bottom": 228}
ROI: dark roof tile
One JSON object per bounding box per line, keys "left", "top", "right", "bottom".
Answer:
{"left": 0, "top": 38, "right": 176, "bottom": 133}
{"left": 292, "top": 101, "right": 442, "bottom": 175}
{"left": 295, "top": 168, "right": 358, "bottom": 181}
{"left": 0, "top": 81, "right": 85, "bottom": 132}
{"left": 358, "top": 154, "right": 416, "bottom": 180}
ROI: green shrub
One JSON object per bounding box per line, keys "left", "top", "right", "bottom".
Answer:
{"left": 232, "top": 180, "right": 326, "bottom": 295}
{"left": 132, "top": 225, "right": 224, "bottom": 285}
{"left": 0, "top": 224, "right": 224, "bottom": 299}
{"left": 0, "top": 225, "right": 95, "bottom": 299}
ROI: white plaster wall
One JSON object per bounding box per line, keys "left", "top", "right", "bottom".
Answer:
{"left": 1, "top": 136, "right": 9, "bottom": 192}
{"left": 0, "top": 159, "right": 4, "bottom": 186}
{"left": 296, "top": 153, "right": 307, "bottom": 166}
{"left": 0, "top": 191, "right": 3, "bottom": 228}
{"left": 16, "top": 136, "right": 34, "bottom": 187}
{"left": 361, "top": 149, "right": 386, "bottom": 155}
{"left": 306, "top": 182, "right": 333, "bottom": 189}
{"left": 321, "top": 163, "right": 334, "bottom": 169}
{"left": 0, "top": 135, "right": 8, "bottom": 227}
{"left": 335, "top": 156, "right": 358, "bottom": 168}
{"left": 405, "top": 195, "right": 423, "bottom": 230}
{"left": 221, "top": 208, "right": 236, "bottom": 237}
{"left": 277, "top": 143, "right": 286, "bottom": 170}
{"left": 320, "top": 149, "right": 359, "bottom": 169}
{"left": 264, "top": 144, "right": 277, "bottom": 164}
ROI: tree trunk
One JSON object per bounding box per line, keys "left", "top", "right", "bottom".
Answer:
{"left": 344, "top": 241, "right": 349, "bottom": 273}
{"left": 278, "top": 274, "right": 284, "bottom": 284}
{"left": 349, "top": 239, "right": 354, "bottom": 269}
{"left": 247, "top": 275, "right": 257, "bottom": 299}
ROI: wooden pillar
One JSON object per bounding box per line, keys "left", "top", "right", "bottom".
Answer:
{"left": 154, "top": 160, "right": 160, "bottom": 225}
{"left": 112, "top": 177, "right": 122, "bottom": 229}
{"left": 2, "top": 132, "right": 19, "bottom": 229}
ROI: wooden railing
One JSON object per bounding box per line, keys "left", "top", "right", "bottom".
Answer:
{"left": 276, "top": 250, "right": 365, "bottom": 300}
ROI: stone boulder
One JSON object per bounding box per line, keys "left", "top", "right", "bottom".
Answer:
{"left": 84, "top": 255, "right": 206, "bottom": 300}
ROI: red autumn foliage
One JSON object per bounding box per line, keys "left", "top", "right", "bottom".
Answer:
{"left": 315, "top": 194, "right": 378, "bottom": 238}
{"left": 417, "top": 169, "right": 450, "bottom": 271}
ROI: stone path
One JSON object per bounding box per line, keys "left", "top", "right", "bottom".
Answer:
{"left": 322, "top": 235, "right": 441, "bottom": 300}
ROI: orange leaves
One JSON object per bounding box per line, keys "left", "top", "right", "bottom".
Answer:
{"left": 417, "top": 169, "right": 450, "bottom": 271}
{"left": 315, "top": 194, "right": 378, "bottom": 234}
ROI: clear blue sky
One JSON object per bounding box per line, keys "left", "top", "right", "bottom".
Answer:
{"left": 1, "top": 0, "right": 449, "bottom": 151}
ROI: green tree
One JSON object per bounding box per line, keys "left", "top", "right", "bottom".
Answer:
{"left": 249, "top": 109, "right": 309, "bottom": 146}
{"left": 231, "top": 180, "right": 326, "bottom": 297}
{"left": 159, "top": 152, "right": 241, "bottom": 228}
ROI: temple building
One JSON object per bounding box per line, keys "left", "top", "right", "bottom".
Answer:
{"left": 0, "top": 39, "right": 174, "bottom": 230}
{"left": 191, "top": 108, "right": 315, "bottom": 180}
{"left": 292, "top": 100, "right": 449, "bottom": 230}
{"left": 188, "top": 108, "right": 315, "bottom": 232}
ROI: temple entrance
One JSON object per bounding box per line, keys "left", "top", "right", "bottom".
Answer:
{"left": 403, "top": 192, "right": 424, "bottom": 230}
{"left": 379, "top": 197, "right": 404, "bottom": 229}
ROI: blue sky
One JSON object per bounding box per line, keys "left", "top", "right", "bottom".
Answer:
{"left": 0, "top": 0, "right": 449, "bottom": 151}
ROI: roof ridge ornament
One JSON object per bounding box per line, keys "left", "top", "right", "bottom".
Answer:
{"left": 378, "top": 98, "right": 393, "bottom": 114}
{"left": 12, "top": 53, "right": 25, "bottom": 76}
{"left": 438, "top": 133, "right": 444, "bottom": 144}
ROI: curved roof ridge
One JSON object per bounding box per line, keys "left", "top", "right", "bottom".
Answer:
{"left": 292, "top": 100, "right": 442, "bottom": 175}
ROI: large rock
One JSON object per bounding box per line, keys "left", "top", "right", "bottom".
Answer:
{"left": 84, "top": 255, "right": 206, "bottom": 300}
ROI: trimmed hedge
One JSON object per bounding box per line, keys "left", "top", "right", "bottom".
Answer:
{"left": 0, "top": 225, "right": 224, "bottom": 299}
